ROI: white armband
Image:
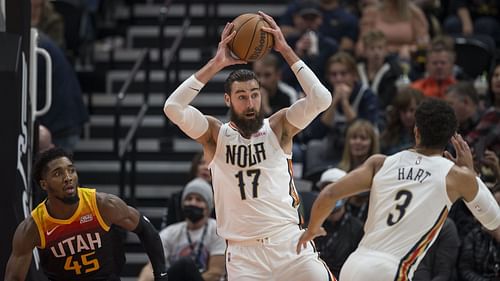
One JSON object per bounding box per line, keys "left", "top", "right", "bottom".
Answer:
{"left": 163, "top": 75, "right": 209, "bottom": 139}
{"left": 464, "top": 177, "right": 500, "bottom": 230}
{"left": 285, "top": 60, "right": 332, "bottom": 129}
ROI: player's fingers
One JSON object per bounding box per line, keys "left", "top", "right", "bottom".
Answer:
{"left": 296, "top": 241, "right": 304, "bottom": 254}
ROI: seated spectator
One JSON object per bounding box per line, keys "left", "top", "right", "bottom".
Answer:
{"left": 356, "top": 30, "right": 404, "bottom": 118}
{"left": 37, "top": 33, "right": 88, "bottom": 153}
{"left": 252, "top": 53, "right": 298, "bottom": 117}
{"left": 457, "top": 185, "right": 500, "bottom": 281}
{"left": 314, "top": 168, "right": 364, "bottom": 277}
{"left": 279, "top": 0, "right": 338, "bottom": 90}
{"left": 356, "top": 0, "right": 430, "bottom": 61}
{"left": 280, "top": 0, "right": 358, "bottom": 52}
{"left": 138, "top": 178, "right": 226, "bottom": 281}
{"left": 303, "top": 52, "right": 378, "bottom": 174}
{"left": 466, "top": 62, "right": 500, "bottom": 157}
{"left": 445, "top": 81, "right": 484, "bottom": 137}
{"left": 443, "top": 0, "right": 500, "bottom": 43}
{"left": 31, "top": 0, "right": 65, "bottom": 50}
{"left": 380, "top": 87, "right": 424, "bottom": 155}
{"left": 413, "top": 218, "right": 461, "bottom": 281}
{"left": 410, "top": 35, "right": 457, "bottom": 99}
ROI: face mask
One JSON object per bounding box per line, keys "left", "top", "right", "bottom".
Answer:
{"left": 183, "top": 205, "right": 205, "bottom": 223}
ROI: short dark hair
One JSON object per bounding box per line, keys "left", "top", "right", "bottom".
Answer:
{"left": 446, "top": 81, "right": 479, "bottom": 105}
{"left": 224, "top": 69, "right": 259, "bottom": 94}
{"left": 415, "top": 99, "right": 457, "bottom": 149}
{"left": 33, "top": 147, "right": 73, "bottom": 183}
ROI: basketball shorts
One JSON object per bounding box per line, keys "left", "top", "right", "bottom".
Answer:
{"left": 225, "top": 224, "right": 335, "bottom": 281}
{"left": 340, "top": 247, "right": 405, "bottom": 281}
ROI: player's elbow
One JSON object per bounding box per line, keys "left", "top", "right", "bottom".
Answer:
{"left": 163, "top": 102, "right": 183, "bottom": 124}
{"left": 311, "top": 84, "right": 332, "bottom": 112}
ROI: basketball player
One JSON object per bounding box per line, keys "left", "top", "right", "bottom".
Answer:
{"left": 163, "top": 11, "right": 334, "bottom": 281}
{"left": 297, "top": 99, "right": 500, "bottom": 281}
{"left": 5, "top": 148, "right": 168, "bottom": 281}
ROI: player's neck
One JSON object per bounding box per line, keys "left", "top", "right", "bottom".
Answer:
{"left": 412, "top": 146, "right": 442, "bottom": 157}
{"left": 45, "top": 197, "right": 79, "bottom": 220}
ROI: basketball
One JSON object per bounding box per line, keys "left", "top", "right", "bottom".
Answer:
{"left": 229, "top": 13, "right": 274, "bottom": 62}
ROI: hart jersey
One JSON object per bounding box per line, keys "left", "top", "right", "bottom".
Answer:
{"left": 208, "top": 119, "right": 301, "bottom": 241}
{"left": 31, "top": 188, "right": 118, "bottom": 281}
{"left": 359, "top": 150, "right": 455, "bottom": 280}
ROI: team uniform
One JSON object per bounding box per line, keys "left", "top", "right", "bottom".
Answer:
{"left": 340, "top": 150, "right": 454, "bottom": 281}
{"left": 31, "top": 188, "right": 121, "bottom": 281}
{"left": 209, "top": 119, "right": 334, "bottom": 281}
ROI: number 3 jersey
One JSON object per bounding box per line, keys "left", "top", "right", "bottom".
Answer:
{"left": 208, "top": 119, "right": 301, "bottom": 241}
{"left": 31, "top": 188, "right": 117, "bottom": 281}
{"left": 360, "top": 150, "right": 454, "bottom": 277}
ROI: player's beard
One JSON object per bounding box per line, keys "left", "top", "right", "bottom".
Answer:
{"left": 54, "top": 186, "right": 80, "bottom": 205}
{"left": 229, "top": 107, "right": 264, "bottom": 137}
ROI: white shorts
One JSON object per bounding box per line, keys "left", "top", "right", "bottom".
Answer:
{"left": 225, "top": 224, "right": 335, "bottom": 281}
{"left": 340, "top": 247, "right": 404, "bottom": 281}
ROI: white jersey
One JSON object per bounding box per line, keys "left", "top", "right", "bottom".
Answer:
{"left": 359, "top": 150, "right": 454, "bottom": 279}
{"left": 208, "top": 119, "right": 301, "bottom": 241}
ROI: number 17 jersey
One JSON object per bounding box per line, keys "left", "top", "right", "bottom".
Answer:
{"left": 208, "top": 119, "right": 301, "bottom": 241}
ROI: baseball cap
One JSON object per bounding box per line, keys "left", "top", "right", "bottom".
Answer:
{"left": 297, "top": 1, "right": 322, "bottom": 17}
{"left": 182, "top": 177, "right": 214, "bottom": 212}
{"left": 317, "top": 168, "right": 347, "bottom": 188}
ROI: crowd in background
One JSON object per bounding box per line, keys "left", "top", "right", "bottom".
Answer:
{"left": 24, "top": 0, "right": 500, "bottom": 280}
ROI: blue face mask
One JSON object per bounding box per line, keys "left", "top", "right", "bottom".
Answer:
{"left": 183, "top": 205, "right": 205, "bottom": 223}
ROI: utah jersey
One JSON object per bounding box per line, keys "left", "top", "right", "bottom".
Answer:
{"left": 360, "top": 150, "right": 454, "bottom": 280}
{"left": 208, "top": 119, "right": 301, "bottom": 241}
{"left": 31, "top": 188, "right": 118, "bottom": 281}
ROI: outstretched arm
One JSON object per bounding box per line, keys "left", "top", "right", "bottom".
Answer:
{"left": 97, "top": 193, "right": 168, "bottom": 280}
{"left": 259, "top": 11, "right": 331, "bottom": 136}
{"left": 5, "top": 218, "right": 39, "bottom": 281}
{"left": 163, "top": 22, "right": 246, "bottom": 141}
{"left": 296, "top": 154, "right": 385, "bottom": 254}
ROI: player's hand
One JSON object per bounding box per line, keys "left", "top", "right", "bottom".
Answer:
{"left": 258, "top": 11, "right": 289, "bottom": 54}
{"left": 213, "top": 22, "right": 246, "bottom": 68}
{"left": 444, "top": 134, "right": 474, "bottom": 170}
{"left": 296, "top": 227, "right": 326, "bottom": 254}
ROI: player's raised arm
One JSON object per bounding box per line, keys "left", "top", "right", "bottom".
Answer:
{"left": 296, "top": 154, "right": 385, "bottom": 254}
{"left": 163, "top": 22, "right": 246, "bottom": 142}
{"left": 97, "top": 193, "right": 168, "bottom": 280}
{"left": 259, "top": 11, "right": 331, "bottom": 134}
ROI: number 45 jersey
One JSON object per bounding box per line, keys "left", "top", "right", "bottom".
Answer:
{"left": 31, "top": 188, "right": 118, "bottom": 281}
{"left": 360, "top": 150, "right": 454, "bottom": 268}
{"left": 209, "top": 119, "right": 301, "bottom": 241}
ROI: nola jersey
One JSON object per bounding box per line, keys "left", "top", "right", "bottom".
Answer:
{"left": 208, "top": 119, "right": 301, "bottom": 241}
{"left": 31, "top": 188, "right": 118, "bottom": 281}
{"left": 360, "top": 150, "right": 454, "bottom": 280}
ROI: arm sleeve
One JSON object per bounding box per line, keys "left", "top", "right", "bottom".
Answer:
{"left": 285, "top": 60, "right": 332, "bottom": 129}
{"left": 163, "top": 75, "right": 209, "bottom": 139}
{"left": 464, "top": 177, "right": 500, "bottom": 230}
{"left": 133, "top": 215, "right": 168, "bottom": 279}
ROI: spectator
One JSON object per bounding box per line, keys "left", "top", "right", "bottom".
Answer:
{"left": 280, "top": 0, "right": 358, "bottom": 52}
{"left": 279, "top": 0, "right": 339, "bottom": 90}
{"left": 443, "top": 0, "right": 500, "bottom": 43}
{"left": 410, "top": 35, "right": 457, "bottom": 99}
{"left": 314, "top": 168, "right": 364, "bottom": 277}
{"left": 303, "top": 52, "right": 378, "bottom": 174}
{"left": 252, "top": 53, "right": 298, "bottom": 116}
{"left": 466, "top": 62, "right": 500, "bottom": 157}
{"left": 458, "top": 185, "right": 500, "bottom": 281}
{"left": 37, "top": 33, "right": 88, "bottom": 153}
{"left": 413, "top": 218, "right": 461, "bottom": 281}
{"left": 380, "top": 87, "right": 424, "bottom": 155}
{"left": 38, "top": 124, "right": 55, "bottom": 153}
{"left": 31, "top": 0, "right": 65, "bottom": 50}
{"left": 356, "top": 0, "right": 430, "bottom": 61}
{"left": 138, "top": 178, "right": 226, "bottom": 281}
{"left": 356, "top": 30, "right": 404, "bottom": 118}
{"left": 445, "top": 81, "right": 483, "bottom": 137}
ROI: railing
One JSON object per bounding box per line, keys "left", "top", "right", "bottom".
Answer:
{"left": 113, "top": 1, "right": 191, "bottom": 205}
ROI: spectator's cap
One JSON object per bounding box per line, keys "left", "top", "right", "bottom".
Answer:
{"left": 182, "top": 177, "right": 214, "bottom": 212}
{"left": 298, "top": 1, "right": 322, "bottom": 17}
{"left": 334, "top": 199, "right": 346, "bottom": 211}
{"left": 317, "top": 168, "right": 347, "bottom": 188}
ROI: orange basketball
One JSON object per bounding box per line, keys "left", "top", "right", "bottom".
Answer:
{"left": 229, "top": 13, "right": 274, "bottom": 62}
